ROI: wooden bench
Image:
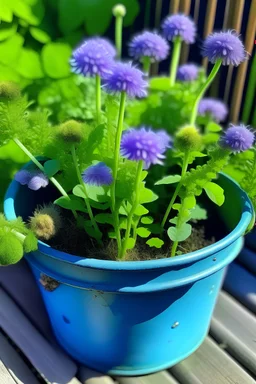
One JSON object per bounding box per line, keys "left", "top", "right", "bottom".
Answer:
{"left": 0, "top": 251, "right": 255, "bottom": 384}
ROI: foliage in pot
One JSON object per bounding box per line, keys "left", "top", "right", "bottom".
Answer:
{"left": 0, "top": 5, "right": 255, "bottom": 375}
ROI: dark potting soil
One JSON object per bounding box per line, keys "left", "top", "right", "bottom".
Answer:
{"left": 30, "top": 201, "right": 227, "bottom": 261}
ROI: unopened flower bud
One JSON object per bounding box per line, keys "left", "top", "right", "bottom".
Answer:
{"left": 113, "top": 4, "right": 126, "bottom": 17}
{"left": 57, "top": 120, "right": 84, "bottom": 144}
{"left": 175, "top": 125, "right": 202, "bottom": 152}
{"left": 29, "top": 205, "right": 61, "bottom": 241}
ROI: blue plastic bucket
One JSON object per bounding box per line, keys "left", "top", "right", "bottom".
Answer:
{"left": 4, "top": 171, "right": 253, "bottom": 376}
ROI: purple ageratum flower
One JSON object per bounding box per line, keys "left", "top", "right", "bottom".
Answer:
{"left": 162, "top": 14, "right": 196, "bottom": 44}
{"left": 129, "top": 31, "right": 169, "bottom": 62}
{"left": 202, "top": 30, "right": 246, "bottom": 66}
{"left": 220, "top": 124, "right": 254, "bottom": 152}
{"left": 157, "top": 130, "right": 173, "bottom": 151}
{"left": 177, "top": 63, "right": 199, "bottom": 81}
{"left": 15, "top": 170, "right": 49, "bottom": 191}
{"left": 70, "top": 39, "right": 113, "bottom": 79}
{"left": 92, "top": 37, "right": 116, "bottom": 58}
{"left": 105, "top": 62, "right": 148, "bottom": 98}
{"left": 198, "top": 98, "right": 228, "bottom": 122}
{"left": 120, "top": 127, "right": 170, "bottom": 168}
{"left": 82, "top": 162, "right": 113, "bottom": 186}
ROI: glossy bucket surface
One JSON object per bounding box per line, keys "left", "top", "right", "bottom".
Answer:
{"left": 4, "top": 172, "right": 253, "bottom": 375}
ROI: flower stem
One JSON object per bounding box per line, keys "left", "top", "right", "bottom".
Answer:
{"left": 190, "top": 59, "right": 222, "bottom": 125}
{"left": 95, "top": 75, "right": 101, "bottom": 124}
{"left": 71, "top": 145, "right": 102, "bottom": 244}
{"left": 119, "top": 160, "right": 143, "bottom": 259}
{"left": 171, "top": 240, "right": 178, "bottom": 257}
{"left": 115, "top": 15, "right": 123, "bottom": 58}
{"left": 142, "top": 57, "right": 151, "bottom": 76}
{"left": 169, "top": 37, "right": 182, "bottom": 87}
{"left": 161, "top": 151, "right": 190, "bottom": 229}
{"left": 110, "top": 92, "right": 126, "bottom": 252}
{"left": 13, "top": 138, "right": 78, "bottom": 219}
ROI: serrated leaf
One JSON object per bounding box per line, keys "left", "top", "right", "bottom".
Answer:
{"left": 146, "top": 237, "right": 164, "bottom": 249}
{"left": 136, "top": 227, "right": 151, "bottom": 238}
{"left": 206, "top": 122, "right": 222, "bottom": 133}
{"left": 204, "top": 182, "right": 225, "bottom": 206}
{"left": 141, "top": 216, "right": 154, "bottom": 224}
{"left": 191, "top": 205, "right": 207, "bottom": 220}
{"left": 167, "top": 223, "right": 192, "bottom": 242}
{"left": 43, "top": 159, "right": 60, "bottom": 178}
{"left": 155, "top": 175, "right": 181, "bottom": 185}
{"left": 54, "top": 196, "right": 87, "bottom": 212}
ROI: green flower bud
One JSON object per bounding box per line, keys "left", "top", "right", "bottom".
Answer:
{"left": 0, "top": 229, "right": 23, "bottom": 266}
{"left": 29, "top": 205, "right": 61, "bottom": 241}
{"left": 112, "top": 4, "right": 126, "bottom": 17}
{"left": 57, "top": 120, "right": 84, "bottom": 144}
{"left": 0, "top": 81, "right": 20, "bottom": 101}
{"left": 175, "top": 125, "right": 202, "bottom": 152}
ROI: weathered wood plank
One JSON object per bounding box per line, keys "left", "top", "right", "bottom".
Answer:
{"left": 117, "top": 371, "right": 179, "bottom": 384}
{"left": 0, "top": 359, "right": 17, "bottom": 384}
{"left": 0, "top": 287, "right": 78, "bottom": 384}
{"left": 223, "top": 263, "right": 256, "bottom": 313}
{"left": 170, "top": 337, "right": 255, "bottom": 384}
{"left": 238, "top": 248, "right": 256, "bottom": 275}
{"left": 78, "top": 366, "right": 115, "bottom": 384}
{"left": 211, "top": 291, "right": 256, "bottom": 375}
{"left": 0, "top": 331, "right": 40, "bottom": 384}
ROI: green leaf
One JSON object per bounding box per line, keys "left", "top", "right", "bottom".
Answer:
{"left": 84, "top": 224, "right": 102, "bottom": 240}
{"left": 16, "top": 48, "right": 44, "bottom": 79}
{"left": 167, "top": 223, "right": 192, "bottom": 242}
{"left": 58, "top": 0, "right": 85, "bottom": 35}
{"left": 191, "top": 205, "right": 207, "bottom": 220}
{"left": 155, "top": 175, "right": 181, "bottom": 185}
{"left": 54, "top": 196, "right": 87, "bottom": 212}
{"left": 141, "top": 216, "right": 153, "bottom": 224}
{"left": 136, "top": 227, "right": 151, "bottom": 238}
{"left": 126, "top": 237, "right": 136, "bottom": 250}
{"left": 206, "top": 122, "right": 222, "bottom": 133}
{"left": 42, "top": 43, "right": 71, "bottom": 79}
{"left": 0, "top": 34, "right": 24, "bottom": 65}
{"left": 43, "top": 159, "right": 60, "bottom": 177}
{"left": 23, "top": 232, "right": 38, "bottom": 253}
{"left": 139, "top": 188, "right": 158, "bottom": 204}
{"left": 73, "top": 184, "right": 86, "bottom": 199}
{"left": 0, "top": 1, "right": 13, "bottom": 22}
{"left": 146, "top": 237, "right": 164, "bottom": 249}
{"left": 150, "top": 77, "right": 170, "bottom": 91}
{"left": 204, "top": 182, "right": 225, "bottom": 206}
{"left": 13, "top": 0, "right": 44, "bottom": 26}
{"left": 29, "top": 27, "right": 50, "bottom": 43}
{"left": 183, "top": 195, "right": 196, "bottom": 209}
{"left": 86, "top": 185, "right": 109, "bottom": 202}
{"left": 95, "top": 213, "right": 113, "bottom": 225}
{"left": 0, "top": 22, "right": 17, "bottom": 41}
{"left": 134, "top": 204, "right": 149, "bottom": 216}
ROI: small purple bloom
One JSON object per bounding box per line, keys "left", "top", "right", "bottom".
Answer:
{"left": 92, "top": 37, "right": 116, "bottom": 58}
{"left": 177, "top": 63, "right": 199, "bottom": 81}
{"left": 198, "top": 98, "right": 228, "bottom": 122}
{"left": 129, "top": 31, "right": 169, "bottom": 62}
{"left": 157, "top": 130, "right": 173, "bottom": 150}
{"left": 120, "top": 127, "right": 169, "bottom": 168}
{"left": 15, "top": 170, "right": 49, "bottom": 191}
{"left": 70, "top": 39, "right": 113, "bottom": 79}
{"left": 82, "top": 162, "right": 113, "bottom": 186}
{"left": 220, "top": 124, "right": 254, "bottom": 152}
{"left": 202, "top": 30, "right": 246, "bottom": 66}
{"left": 162, "top": 14, "right": 196, "bottom": 44}
{"left": 105, "top": 62, "right": 148, "bottom": 98}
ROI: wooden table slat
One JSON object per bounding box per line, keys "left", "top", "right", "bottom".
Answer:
{"left": 211, "top": 290, "right": 256, "bottom": 375}
{"left": 78, "top": 366, "right": 115, "bottom": 384}
{"left": 170, "top": 337, "right": 255, "bottom": 384}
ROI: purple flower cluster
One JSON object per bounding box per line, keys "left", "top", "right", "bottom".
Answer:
{"left": 220, "top": 124, "right": 254, "bottom": 153}
{"left": 129, "top": 31, "right": 169, "bottom": 62}
{"left": 177, "top": 63, "right": 199, "bottom": 81}
{"left": 82, "top": 163, "right": 113, "bottom": 186}
{"left": 202, "top": 31, "right": 246, "bottom": 66}
{"left": 70, "top": 38, "right": 114, "bottom": 79}
{"left": 15, "top": 170, "right": 49, "bottom": 191}
{"left": 120, "top": 127, "right": 171, "bottom": 168}
{"left": 198, "top": 98, "right": 228, "bottom": 122}
{"left": 105, "top": 62, "right": 148, "bottom": 98}
{"left": 162, "top": 14, "right": 196, "bottom": 44}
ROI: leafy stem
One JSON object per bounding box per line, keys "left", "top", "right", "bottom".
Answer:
{"left": 119, "top": 160, "right": 144, "bottom": 259}
{"left": 13, "top": 138, "right": 78, "bottom": 219}
{"left": 190, "top": 59, "right": 222, "bottom": 125}
{"left": 95, "top": 74, "right": 101, "bottom": 124}
{"left": 161, "top": 151, "right": 190, "bottom": 229}
{"left": 71, "top": 145, "right": 103, "bottom": 244}
{"left": 169, "top": 36, "right": 182, "bottom": 87}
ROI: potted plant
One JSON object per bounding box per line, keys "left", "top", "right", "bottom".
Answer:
{"left": 0, "top": 6, "right": 255, "bottom": 376}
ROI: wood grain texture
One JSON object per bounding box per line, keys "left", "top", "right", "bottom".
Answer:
{"left": 0, "top": 331, "right": 40, "bottom": 384}
{"left": 223, "top": 263, "right": 256, "bottom": 313}
{"left": 117, "top": 371, "right": 179, "bottom": 384}
{"left": 170, "top": 337, "right": 255, "bottom": 384}
{"left": 0, "top": 287, "right": 78, "bottom": 384}
{"left": 211, "top": 291, "right": 256, "bottom": 375}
